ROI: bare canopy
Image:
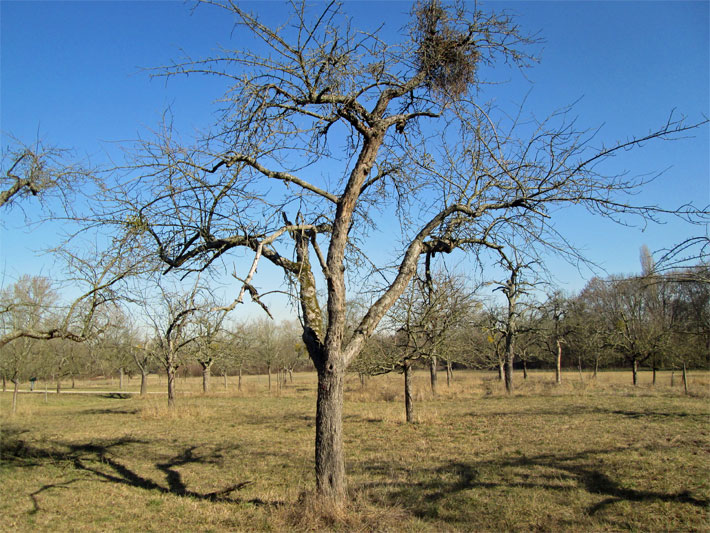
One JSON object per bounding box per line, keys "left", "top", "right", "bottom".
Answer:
{"left": 100, "top": 0, "right": 708, "bottom": 504}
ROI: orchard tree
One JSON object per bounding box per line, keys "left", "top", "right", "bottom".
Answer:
{"left": 485, "top": 247, "right": 540, "bottom": 394}
{"left": 0, "top": 238, "right": 142, "bottom": 350}
{"left": 0, "top": 276, "right": 57, "bottom": 412}
{"left": 192, "top": 308, "right": 229, "bottom": 393}
{"left": 140, "top": 276, "right": 210, "bottom": 407}
{"left": 536, "top": 291, "right": 575, "bottom": 384}
{"left": 0, "top": 136, "right": 88, "bottom": 211}
{"left": 100, "top": 0, "right": 707, "bottom": 503}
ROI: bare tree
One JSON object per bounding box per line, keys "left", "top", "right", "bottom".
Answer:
{"left": 140, "top": 276, "right": 208, "bottom": 408}
{"left": 99, "top": 0, "right": 708, "bottom": 503}
{"left": 192, "top": 308, "right": 229, "bottom": 393}
{"left": 0, "top": 276, "right": 57, "bottom": 412}
{"left": 0, "top": 238, "right": 142, "bottom": 349}
{"left": 536, "top": 291, "right": 574, "bottom": 385}
{"left": 0, "top": 136, "right": 88, "bottom": 211}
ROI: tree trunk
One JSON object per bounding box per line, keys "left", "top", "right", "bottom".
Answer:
{"left": 497, "top": 358, "right": 504, "bottom": 381}
{"left": 267, "top": 364, "right": 272, "bottom": 391}
{"left": 578, "top": 355, "right": 583, "bottom": 382}
{"left": 119, "top": 367, "right": 124, "bottom": 390}
{"left": 404, "top": 360, "right": 414, "bottom": 423}
{"left": 429, "top": 356, "right": 438, "bottom": 397}
{"left": 238, "top": 366, "right": 242, "bottom": 391}
{"left": 593, "top": 356, "right": 599, "bottom": 379}
{"left": 522, "top": 359, "right": 528, "bottom": 380}
{"left": 555, "top": 339, "right": 562, "bottom": 385}
{"left": 11, "top": 379, "right": 19, "bottom": 414}
{"left": 632, "top": 358, "right": 639, "bottom": 386}
{"left": 2, "top": 375, "right": 5, "bottom": 392}
{"left": 446, "top": 360, "right": 452, "bottom": 387}
{"left": 223, "top": 370, "right": 228, "bottom": 389}
{"left": 56, "top": 380, "right": 61, "bottom": 394}
{"left": 140, "top": 370, "right": 148, "bottom": 396}
{"left": 167, "top": 366, "right": 176, "bottom": 408}
{"left": 682, "top": 362, "right": 688, "bottom": 395}
{"left": 72, "top": 376, "right": 76, "bottom": 389}
{"left": 504, "top": 354, "right": 513, "bottom": 394}
{"left": 44, "top": 382, "right": 48, "bottom": 403}
{"left": 314, "top": 365, "right": 346, "bottom": 504}
{"left": 359, "top": 372, "right": 366, "bottom": 389}
{"left": 202, "top": 363, "right": 211, "bottom": 393}
{"left": 671, "top": 369, "right": 675, "bottom": 387}
{"left": 652, "top": 365, "right": 657, "bottom": 386}
{"left": 504, "top": 333, "right": 514, "bottom": 395}
{"left": 289, "top": 369, "right": 293, "bottom": 383}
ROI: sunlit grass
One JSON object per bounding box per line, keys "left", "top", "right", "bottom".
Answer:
{"left": 1, "top": 370, "right": 708, "bottom": 531}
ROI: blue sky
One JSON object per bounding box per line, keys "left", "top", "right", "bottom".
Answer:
{"left": 1, "top": 1, "right": 708, "bottom": 317}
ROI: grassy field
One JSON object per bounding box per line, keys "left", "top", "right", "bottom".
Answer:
{"left": 1, "top": 370, "right": 708, "bottom": 532}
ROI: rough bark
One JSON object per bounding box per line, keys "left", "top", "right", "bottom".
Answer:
{"left": 522, "top": 359, "right": 528, "bottom": 380}
{"left": 503, "top": 330, "right": 514, "bottom": 394}
{"left": 140, "top": 370, "right": 148, "bottom": 396}
{"left": 201, "top": 363, "right": 211, "bottom": 393}
{"left": 632, "top": 358, "right": 639, "bottom": 386}
{"left": 314, "top": 365, "right": 346, "bottom": 503}
{"left": 555, "top": 339, "right": 562, "bottom": 385}
{"left": 167, "top": 366, "right": 176, "bottom": 408}
{"left": 404, "top": 360, "right": 415, "bottom": 423}
{"left": 682, "top": 362, "right": 688, "bottom": 395}
{"left": 504, "top": 353, "right": 514, "bottom": 394}
{"left": 498, "top": 359, "right": 504, "bottom": 381}
{"left": 267, "top": 364, "right": 272, "bottom": 391}
{"left": 11, "top": 379, "right": 19, "bottom": 414}
{"left": 429, "top": 356, "right": 438, "bottom": 397}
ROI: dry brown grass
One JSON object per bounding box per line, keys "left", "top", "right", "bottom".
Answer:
{"left": 1, "top": 369, "right": 708, "bottom": 532}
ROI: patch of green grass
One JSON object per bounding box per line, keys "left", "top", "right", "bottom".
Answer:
{"left": 1, "top": 370, "right": 708, "bottom": 531}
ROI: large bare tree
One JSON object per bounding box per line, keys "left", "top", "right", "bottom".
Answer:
{"left": 100, "top": 0, "right": 707, "bottom": 503}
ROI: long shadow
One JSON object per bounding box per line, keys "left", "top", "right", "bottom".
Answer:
{"left": 354, "top": 445, "right": 709, "bottom": 523}
{"left": 467, "top": 405, "right": 708, "bottom": 421}
{"left": 2, "top": 434, "right": 279, "bottom": 510}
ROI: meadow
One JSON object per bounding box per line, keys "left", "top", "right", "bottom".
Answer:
{"left": 1, "top": 370, "right": 708, "bottom": 532}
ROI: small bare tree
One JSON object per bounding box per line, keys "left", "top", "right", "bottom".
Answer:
{"left": 140, "top": 275, "right": 210, "bottom": 408}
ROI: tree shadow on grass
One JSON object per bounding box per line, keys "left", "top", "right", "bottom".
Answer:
{"left": 354, "top": 446, "right": 709, "bottom": 525}
{"left": 2, "top": 432, "right": 280, "bottom": 511}
{"left": 468, "top": 405, "right": 707, "bottom": 422}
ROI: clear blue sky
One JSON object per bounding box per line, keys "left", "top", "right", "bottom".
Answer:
{"left": 1, "top": 1, "right": 708, "bottom": 314}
